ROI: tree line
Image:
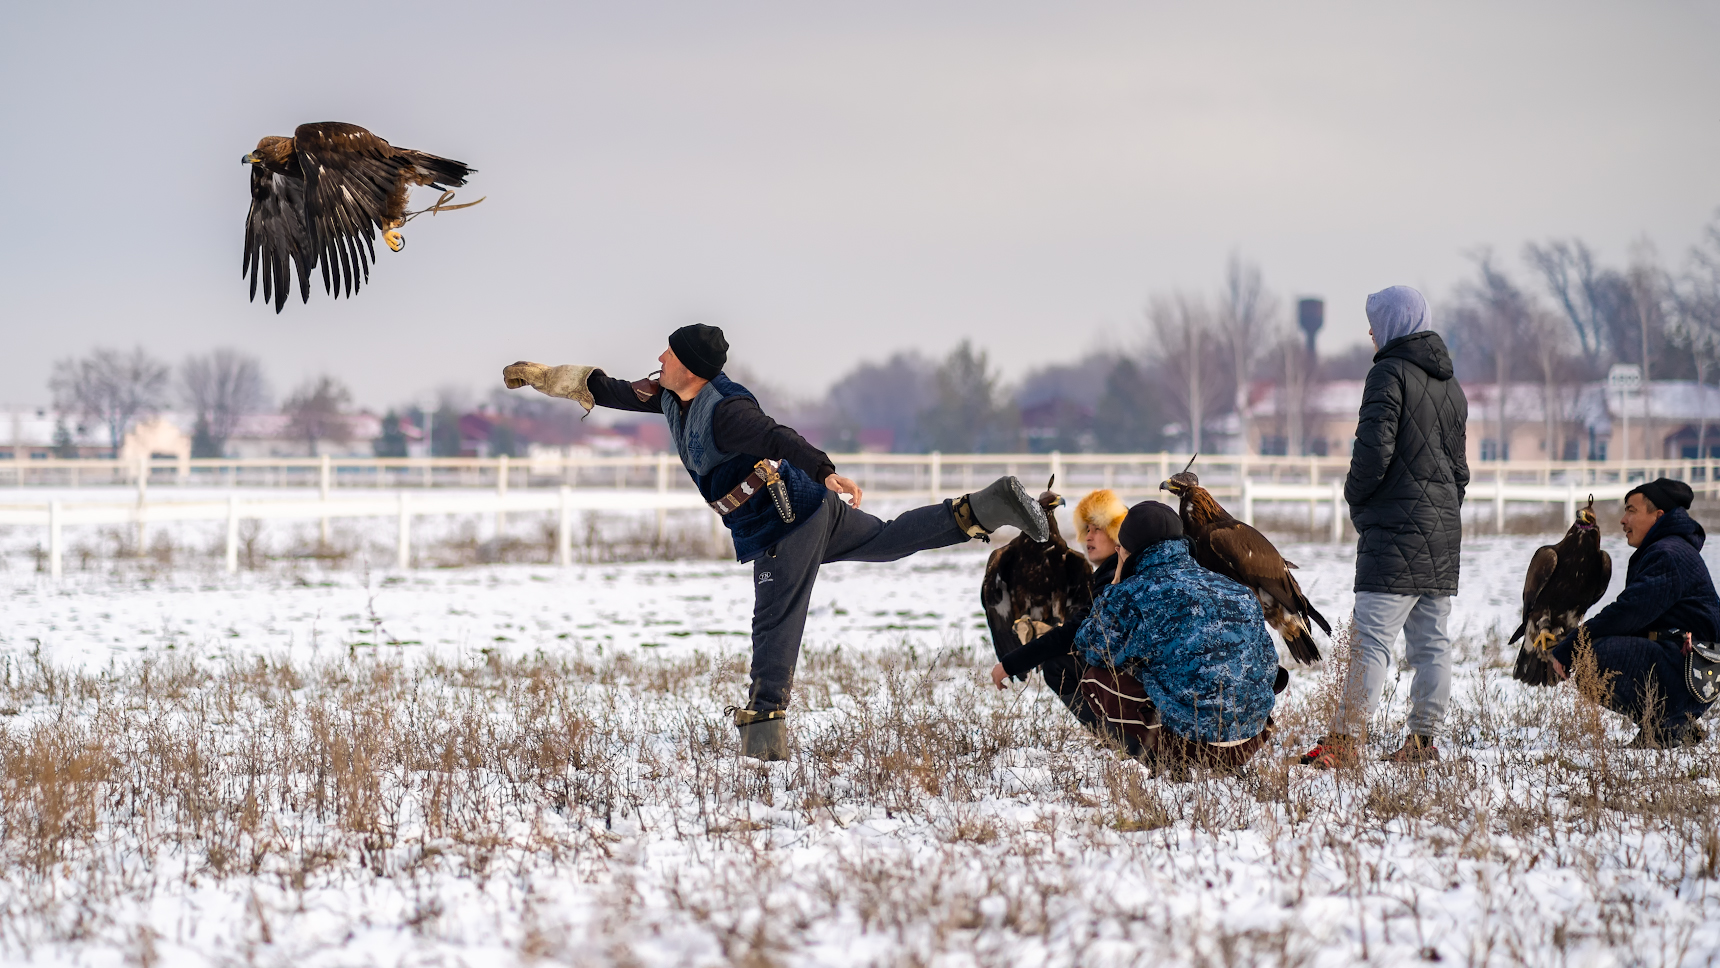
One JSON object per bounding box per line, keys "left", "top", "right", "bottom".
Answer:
{"left": 41, "top": 209, "right": 1720, "bottom": 459}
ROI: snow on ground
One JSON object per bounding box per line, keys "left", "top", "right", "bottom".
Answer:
{"left": 1, "top": 530, "right": 1718, "bottom": 967}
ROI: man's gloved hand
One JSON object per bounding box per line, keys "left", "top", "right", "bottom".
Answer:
{"left": 503, "top": 361, "right": 549, "bottom": 389}
{"left": 501, "top": 362, "right": 597, "bottom": 412}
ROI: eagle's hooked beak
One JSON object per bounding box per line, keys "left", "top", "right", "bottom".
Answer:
{"left": 241, "top": 152, "right": 261, "bottom": 165}
{"left": 1159, "top": 480, "right": 1177, "bottom": 492}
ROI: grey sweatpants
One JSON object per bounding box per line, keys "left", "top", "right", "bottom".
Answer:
{"left": 748, "top": 491, "right": 970, "bottom": 711}
{"left": 1330, "top": 591, "right": 1454, "bottom": 739}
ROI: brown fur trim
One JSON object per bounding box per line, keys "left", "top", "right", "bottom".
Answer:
{"left": 1072, "top": 489, "right": 1128, "bottom": 542}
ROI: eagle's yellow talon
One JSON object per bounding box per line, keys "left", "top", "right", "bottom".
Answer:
{"left": 1532, "top": 630, "right": 1559, "bottom": 652}
{"left": 383, "top": 230, "right": 404, "bottom": 252}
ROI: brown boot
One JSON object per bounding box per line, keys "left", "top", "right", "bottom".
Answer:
{"left": 1383, "top": 734, "right": 1440, "bottom": 763}
{"left": 1298, "top": 734, "right": 1359, "bottom": 769}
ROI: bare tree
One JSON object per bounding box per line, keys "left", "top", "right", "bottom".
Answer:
{"left": 282, "top": 376, "right": 355, "bottom": 456}
{"left": 1459, "top": 252, "right": 1532, "bottom": 461}
{"left": 1671, "top": 213, "right": 1720, "bottom": 459}
{"left": 1522, "top": 306, "right": 1575, "bottom": 461}
{"left": 48, "top": 347, "right": 170, "bottom": 455}
{"left": 1524, "top": 239, "right": 1613, "bottom": 369}
{"left": 1217, "top": 254, "right": 1279, "bottom": 455}
{"left": 1617, "top": 241, "right": 1673, "bottom": 458}
{"left": 1150, "top": 293, "right": 1227, "bottom": 454}
{"left": 181, "top": 349, "right": 267, "bottom": 458}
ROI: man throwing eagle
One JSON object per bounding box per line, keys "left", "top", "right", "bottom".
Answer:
{"left": 503, "top": 325, "right": 1049, "bottom": 760}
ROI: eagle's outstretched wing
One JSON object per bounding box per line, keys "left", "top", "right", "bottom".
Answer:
{"left": 243, "top": 166, "right": 314, "bottom": 312}
{"left": 294, "top": 122, "right": 399, "bottom": 300}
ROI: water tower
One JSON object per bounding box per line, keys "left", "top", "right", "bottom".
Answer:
{"left": 1297, "top": 298, "right": 1324, "bottom": 358}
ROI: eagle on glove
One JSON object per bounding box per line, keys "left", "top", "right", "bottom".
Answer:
{"left": 1509, "top": 497, "right": 1612, "bottom": 685}
{"left": 1161, "top": 462, "right": 1329, "bottom": 663}
{"left": 980, "top": 477, "right": 1093, "bottom": 661}
{"left": 241, "top": 122, "right": 481, "bottom": 312}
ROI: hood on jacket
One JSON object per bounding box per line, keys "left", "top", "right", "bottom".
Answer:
{"left": 1640, "top": 506, "right": 1706, "bottom": 554}
{"left": 1374, "top": 330, "right": 1454, "bottom": 381}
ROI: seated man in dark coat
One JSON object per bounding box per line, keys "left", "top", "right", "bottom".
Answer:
{"left": 1547, "top": 478, "right": 1720, "bottom": 748}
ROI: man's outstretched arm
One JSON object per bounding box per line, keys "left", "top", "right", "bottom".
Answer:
{"left": 502, "top": 362, "right": 662, "bottom": 413}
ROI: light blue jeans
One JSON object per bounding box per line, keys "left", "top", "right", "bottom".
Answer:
{"left": 1330, "top": 592, "right": 1454, "bottom": 739}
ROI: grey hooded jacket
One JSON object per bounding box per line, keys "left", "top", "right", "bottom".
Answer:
{"left": 1345, "top": 331, "right": 1469, "bottom": 596}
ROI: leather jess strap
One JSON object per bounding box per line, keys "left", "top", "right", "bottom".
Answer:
{"left": 710, "top": 459, "right": 778, "bottom": 515}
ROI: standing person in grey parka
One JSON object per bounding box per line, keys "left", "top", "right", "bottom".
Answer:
{"left": 1300, "top": 286, "right": 1469, "bottom": 768}
{"left": 502, "top": 325, "right": 1049, "bottom": 760}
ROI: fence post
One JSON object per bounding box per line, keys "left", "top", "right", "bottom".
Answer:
{"left": 48, "top": 500, "right": 62, "bottom": 581}
{"left": 930, "top": 452, "right": 942, "bottom": 502}
{"left": 655, "top": 453, "right": 669, "bottom": 544}
{"left": 496, "top": 454, "right": 510, "bottom": 535}
{"left": 1240, "top": 478, "right": 1254, "bottom": 527}
{"left": 226, "top": 494, "right": 240, "bottom": 574}
{"left": 135, "top": 455, "right": 149, "bottom": 554}
{"left": 1565, "top": 482, "right": 1577, "bottom": 523}
{"left": 1049, "top": 451, "right": 1062, "bottom": 490}
{"left": 319, "top": 454, "right": 332, "bottom": 546}
{"left": 557, "top": 485, "right": 572, "bottom": 567}
{"left": 1494, "top": 479, "right": 1506, "bottom": 534}
{"left": 397, "top": 492, "right": 412, "bottom": 570}
{"left": 1330, "top": 480, "right": 1343, "bottom": 543}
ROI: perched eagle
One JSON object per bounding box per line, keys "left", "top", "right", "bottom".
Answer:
{"left": 1510, "top": 498, "right": 1612, "bottom": 686}
{"left": 980, "top": 477, "right": 1094, "bottom": 661}
{"left": 1161, "top": 467, "right": 1329, "bottom": 664}
{"left": 241, "top": 122, "right": 479, "bottom": 312}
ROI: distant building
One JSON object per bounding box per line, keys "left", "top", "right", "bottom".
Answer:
{"left": 1247, "top": 379, "right": 1720, "bottom": 462}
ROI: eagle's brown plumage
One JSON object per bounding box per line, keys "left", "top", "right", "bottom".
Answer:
{"left": 242, "top": 122, "right": 477, "bottom": 312}
{"left": 980, "top": 477, "right": 1094, "bottom": 661}
{"left": 1162, "top": 469, "right": 1329, "bottom": 664}
{"left": 1510, "top": 498, "right": 1613, "bottom": 686}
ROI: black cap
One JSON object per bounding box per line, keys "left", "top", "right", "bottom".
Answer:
{"left": 1118, "top": 501, "right": 1182, "bottom": 554}
{"left": 1626, "top": 477, "right": 1694, "bottom": 512}
{"left": 667, "top": 324, "right": 728, "bottom": 381}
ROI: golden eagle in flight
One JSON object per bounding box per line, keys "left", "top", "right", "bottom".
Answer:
{"left": 1510, "top": 497, "right": 1612, "bottom": 685}
{"left": 241, "top": 122, "right": 479, "bottom": 312}
{"left": 1162, "top": 465, "right": 1329, "bottom": 663}
{"left": 980, "top": 477, "right": 1094, "bottom": 661}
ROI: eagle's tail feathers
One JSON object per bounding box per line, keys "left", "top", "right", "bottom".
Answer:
{"left": 1286, "top": 627, "right": 1322, "bottom": 665}
{"left": 1304, "top": 602, "right": 1331, "bottom": 635}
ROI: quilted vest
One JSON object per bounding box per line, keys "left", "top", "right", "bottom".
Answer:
{"left": 661, "top": 374, "right": 825, "bottom": 561}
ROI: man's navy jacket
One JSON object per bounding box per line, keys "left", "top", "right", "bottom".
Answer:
{"left": 1582, "top": 507, "right": 1720, "bottom": 642}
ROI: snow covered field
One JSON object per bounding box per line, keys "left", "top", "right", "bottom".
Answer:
{"left": 2, "top": 529, "right": 1718, "bottom": 966}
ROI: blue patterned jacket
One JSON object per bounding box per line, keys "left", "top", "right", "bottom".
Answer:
{"left": 1073, "top": 538, "right": 1278, "bottom": 743}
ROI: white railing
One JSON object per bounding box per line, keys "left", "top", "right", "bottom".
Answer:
{"left": 1239, "top": 479, "right": 1638, "bottom": 543}
{"left": 5, "top": 451, "right": 1719, "bottom": 499}
{"left": 0, "top": 488, "right": 711, "bottom": 580}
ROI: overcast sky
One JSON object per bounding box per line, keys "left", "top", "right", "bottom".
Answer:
{"left": 3, "top": 2, "right": 1718, "bottom": 410}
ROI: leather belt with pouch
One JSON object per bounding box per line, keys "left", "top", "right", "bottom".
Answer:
{"left": 1649, "top": 630, "right": 1720, "bottom": 703}
{"left": 710, "top": 459, "right": 796, "bottom": 524}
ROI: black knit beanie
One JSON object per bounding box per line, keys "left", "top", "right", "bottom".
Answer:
{"left": 1117, "top": 501, "right": 1182, "bottom": 554}
{"left": 1626, "top": 477, "right": 1694, "bottom": 512}
{"left": 667, "top": 324, "right": 728, "bottom": 380}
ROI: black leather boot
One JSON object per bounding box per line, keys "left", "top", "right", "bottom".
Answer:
{"left": 734, "top": 708, "right": 788, "bottom": 761}
{"left": 962, "top": 476, "right": 1049, "bottom": 542}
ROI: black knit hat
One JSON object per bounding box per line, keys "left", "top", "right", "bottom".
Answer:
{"left": 668, "top": 324, "right": 728, "bottom": 380}
{"left": 1626, "top": 477, "right": 1694, "bottom": 512}
{"left": 1118, "top": 501, "right": 1182, "bottom": 554}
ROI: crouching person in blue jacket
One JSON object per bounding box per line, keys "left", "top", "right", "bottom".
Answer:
{"left": 1073, "top": 502, "right": 1282, "bottom": 771}
{"left": 1546, "top": 478, "right": 1720, "bottom": 749}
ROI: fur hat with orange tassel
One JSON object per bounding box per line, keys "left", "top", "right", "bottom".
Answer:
{"left": 1072, "top": 489, "right": 1129, "bottom": 542}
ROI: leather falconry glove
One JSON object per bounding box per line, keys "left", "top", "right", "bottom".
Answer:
{"left": 502, "top": 362, "right": 597, "bottom": 413}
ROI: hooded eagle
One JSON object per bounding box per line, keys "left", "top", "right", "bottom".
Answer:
{"left": 980, "top": 477, "right": 1094, "bottom": 660}
{"left": 241, "top": 122, "right": 478, "bottom": 312}
{"left": 1510, "top": 497, "right": 1612, "bottom": 686}
{"left": 1162, "top": 466, "right": 1329, "bottom": 664}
